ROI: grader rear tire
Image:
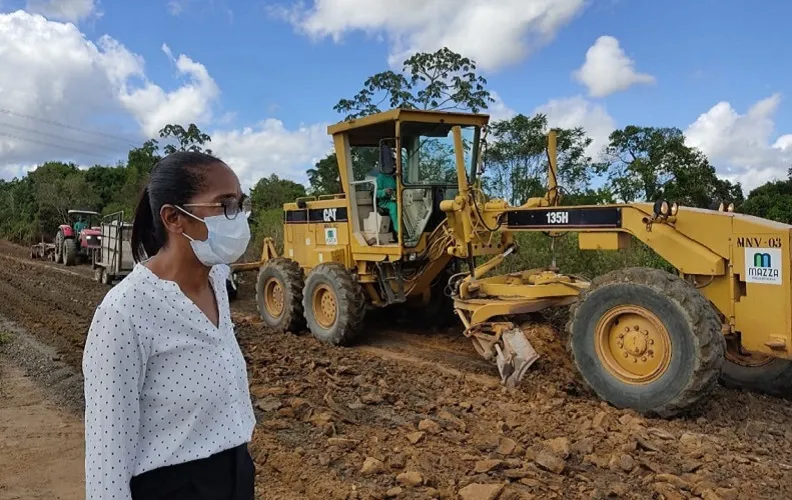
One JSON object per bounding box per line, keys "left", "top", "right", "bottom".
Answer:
{"left": 302, "top": 263, "right": 366, "bottom": 346}
{"left": 566, "top": 267, "right": 725, "bottom": 417}
{"left": 721, "top": 344, "right": 792, "bottom": 397}
{"left": 255, "top": 258, "right": 306, "bottom": 333}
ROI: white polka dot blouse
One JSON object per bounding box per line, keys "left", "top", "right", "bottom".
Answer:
{"left": 82, "top": 263, "right": 256, "bottom": 500}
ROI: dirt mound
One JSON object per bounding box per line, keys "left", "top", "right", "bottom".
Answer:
{"left": 234, "top": 317, "right": 792, "bottom": 499}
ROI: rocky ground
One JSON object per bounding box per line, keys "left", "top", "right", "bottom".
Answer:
{"left": 1, "top": 240, "right": 792, "bottom": 499}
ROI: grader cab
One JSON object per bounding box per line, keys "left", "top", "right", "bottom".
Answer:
{"left": 254, "top": 108, "right": 792, "bottom": 417}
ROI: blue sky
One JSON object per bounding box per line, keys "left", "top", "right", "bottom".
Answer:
{"left": 1, "top": 0, "right": 792, "bottom": 191}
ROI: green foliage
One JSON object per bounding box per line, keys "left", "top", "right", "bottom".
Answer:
{"left": 250, "top": 174, "right": 306, "bottom": 211}
{"left": 334, "top": 47, "right": 494, "bottom": 120}
{"left": 483, "top": 114, "right": 593, "bottom": 205}
{"left": 742, "top": 176, "right": 792, "bottom": 223}
{"left": 306, "top": 148, "right": 379, "bottom": 196}
{"left": 600, "top": 126, "right": 743, "bottom": 208}
{"left": 159, "top": 124, "right": 213, "bottom": 155}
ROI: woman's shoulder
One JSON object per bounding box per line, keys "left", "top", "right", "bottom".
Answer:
{"left": 94, "top": 265, "right": 163, "bottom": 317}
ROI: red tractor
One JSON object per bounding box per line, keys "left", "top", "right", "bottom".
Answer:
{"left": 54, "top": 210, "right": 102, "bottom": 266}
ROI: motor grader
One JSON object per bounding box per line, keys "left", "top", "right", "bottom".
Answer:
{"left": 251, "top": 107, "right": 792, "bottom": 417}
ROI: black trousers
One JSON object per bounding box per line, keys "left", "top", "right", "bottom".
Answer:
{"left": 130, "top": 443, "right": 255, "bottom": 500}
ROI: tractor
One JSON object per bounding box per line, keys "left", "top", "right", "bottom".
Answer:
{"left": 54, "top": 209, "right": 102, "bottom": 266}
{"left": 250, "top": 108, "right": 792, "bottom": 417}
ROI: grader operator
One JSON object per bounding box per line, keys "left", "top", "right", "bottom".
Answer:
{"left": 252, "top": 108, "right": 792, "bottom": 417}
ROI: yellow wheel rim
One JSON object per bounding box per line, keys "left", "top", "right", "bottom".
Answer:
{"left": 725, "top": 339, "right": 774, "bottom": 368}
{"left": 263, "top": 277, "right": 285, "bottom": 318}
{"left": 312, "top": 284, "right": 337, "bottom": 329}
{"left": 595, "top": 305, "right": 672, "bottom": 385}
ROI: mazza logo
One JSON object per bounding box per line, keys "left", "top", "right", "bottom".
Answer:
{"left": 745, "top": 248, "right": 782, "bottom": 285}
{"left": 753, "top": 253, "right": 772, "bottom": 268}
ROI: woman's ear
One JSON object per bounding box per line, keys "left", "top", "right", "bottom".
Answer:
{"left": 160, "top": 205, "right": 184, "bottom": 235}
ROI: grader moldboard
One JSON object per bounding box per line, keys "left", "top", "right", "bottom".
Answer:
{"left": 250, "top": 108, "right": 792, "bottom": 417}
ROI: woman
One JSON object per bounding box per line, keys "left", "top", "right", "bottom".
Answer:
{"left": 82, "top": 151, "right": 257, "bottom": 500}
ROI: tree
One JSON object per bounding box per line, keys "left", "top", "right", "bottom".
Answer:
{"left": 159, "top": 124, "right": 212, "bottom": 155}
{"left": 483, "top": 114, "right": 594, "bottom": 206}
{"left": 600, "top": 126, "right": 743, "bottom": 207}
{"left": 742, "top": 178, "right": 792, "bottom": 223}
{"left": 307, "top": 148, "right": 380, "bottom": 196}
{"left": 334, "top": 47, "right": 494, "bottom": 120}
{"left": 249, "top": 174, "right": 306, "bottom": 211}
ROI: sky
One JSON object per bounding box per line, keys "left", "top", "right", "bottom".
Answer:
{"left": 1, "top": 0, "right": 792, "bottom": 194}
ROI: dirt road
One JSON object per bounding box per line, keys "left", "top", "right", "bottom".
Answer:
{"left": 2, "top": 240, "right": 792, "bottom": 499}
{"left": 0, "top": 363, "right": 84, "bottom": 500}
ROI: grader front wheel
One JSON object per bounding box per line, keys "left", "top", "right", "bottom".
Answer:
{"left": 567, "top": 268, "right": 725, "bottom": 417}
{"left": 302, "top": 263, "right": 366, "bottom": 346}
{"left": 255, "top": 258, "right": 306, "bottom": 333}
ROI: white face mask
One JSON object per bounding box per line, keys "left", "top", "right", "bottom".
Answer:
{"left": 177, "top": 207, "right": 251, "bottom": 266}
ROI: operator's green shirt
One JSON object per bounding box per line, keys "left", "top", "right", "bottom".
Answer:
{"left": 375, "top": 172, "right": 398, "bottom": 232}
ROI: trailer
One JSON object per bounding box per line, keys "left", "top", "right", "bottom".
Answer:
{"left": 92, "top": 211, "right": 133, "bottom": 285}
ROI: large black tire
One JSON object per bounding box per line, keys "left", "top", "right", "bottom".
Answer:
{"left": 255, "top": 258, "right": 306, "bottom": 333}
{"left": 54, "top": 232, "right": 64, "bottom": 264}
{"left": 721, "top": 351, "right": 792, "bottom": 397}
{"left": 566, "top": 267, "right": 725, "bottom": 418}
{"left": 302, "top": 263, "right": 366, "bottom": 346}
{"left": 63, "top": 238, "right": 77, "bottom": 266}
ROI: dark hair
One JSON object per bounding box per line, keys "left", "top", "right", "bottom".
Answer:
{"left": 131, "top": 151, "right": 223, "bottom": 263}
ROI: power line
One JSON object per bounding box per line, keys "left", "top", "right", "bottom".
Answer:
{"left": 0, "top": 107, "right": 137, "bottom": 148}
{"left": 0, "top": 130, "right": 107, "bottom": 158}
{"left": 0, "top": 121, "right": 125, "bottom": 155}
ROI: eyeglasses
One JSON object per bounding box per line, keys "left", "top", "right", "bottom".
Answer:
{"left": 183, "top": 197, "right": 252, "bottom": 220}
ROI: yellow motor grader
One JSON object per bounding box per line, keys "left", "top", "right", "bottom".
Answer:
{"left": 249, "top": 108, "right": 792, "bottom": 417}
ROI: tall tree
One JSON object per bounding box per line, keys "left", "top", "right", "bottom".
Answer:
{"left": 334, "top": 47, "right": 494, "bottom": 120}
{"left": 307, "top": 148, "right": 380, "bottom": 196}
{"left": 483, "top": 114, "right": 594, "bottom": 206}
{"left": 600, "top": 126, "right": 743, "bottom": 207}
{"left": 742, "top": 176, "right": 792, "bottom": 223}
{"left": 159, "top": 124, "right": 213, "bottom": 155}
{"left": 249, "top": 174, "right": 306, "bottom": 211}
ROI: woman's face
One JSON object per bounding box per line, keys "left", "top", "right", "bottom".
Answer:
{"left": 180, "top": 162, "right": 245, "bottom": 242}
{"left": 160, "top": 161, "right": 245, "bottom": 255}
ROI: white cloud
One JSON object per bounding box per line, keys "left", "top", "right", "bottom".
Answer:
{"left": 211, "top": 120, "right": 331, "bottom": 190}
{"left": 25, "top": 0, "right": 100, "bottom": 22}
{"left": 488, "top": 91, "right": 517, "bottom": 122}
{"left": 573, "top": 36, "right": 655, "bottom": 98}
{"left": 0, "top": 10, "right": 323, "bottom": 189}
{"left": 0, "top": 10, "right": 138, "bottom": 168}
{"left": 167, "top": 0, "right": 188, "bottom": 16}
{"left": 278, "top": 0, "right": 586, "bottom": 71}
{"left": 684, "top": 94, "right": 792, "bottom": 191}
{"left": 118, "top": 43, "right": 220, "bottom": 138}
{"left": 534, "top": 95, "right": 616, "bottom": 160}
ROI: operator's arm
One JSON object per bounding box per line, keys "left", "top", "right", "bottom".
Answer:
{"left": 376, "top": 174, "right": 395, "bottom": 200}
{"left": 83, "top": 302, "right": 146, "bottom": 500}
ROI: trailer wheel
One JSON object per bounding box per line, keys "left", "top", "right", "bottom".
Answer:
{"left": 102, "top": 270, "right": 113, "bottom": 285}
{"left": 721, "top": 343, "right": 792, "bottom": 397}
{"left": 302, "top": 263, "right": 366, "bottom": 346}
{"left": 226, "top": 273, "right": 239, "bottom": 301}
{"left": 93, "top": 267, "right": 103, "bottom": 283}
{"left": 566, "top": 267, "right": 725, "bottom": 418}
{"left": 63, "top": 238, "right": 77, "bottom": 266}
{"left": 255, "top": 258, "right": 306, "bottom": 333}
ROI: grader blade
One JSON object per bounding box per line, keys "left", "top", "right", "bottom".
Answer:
{"left": 494, "top": 327, "right": 539, "bottom": 388}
